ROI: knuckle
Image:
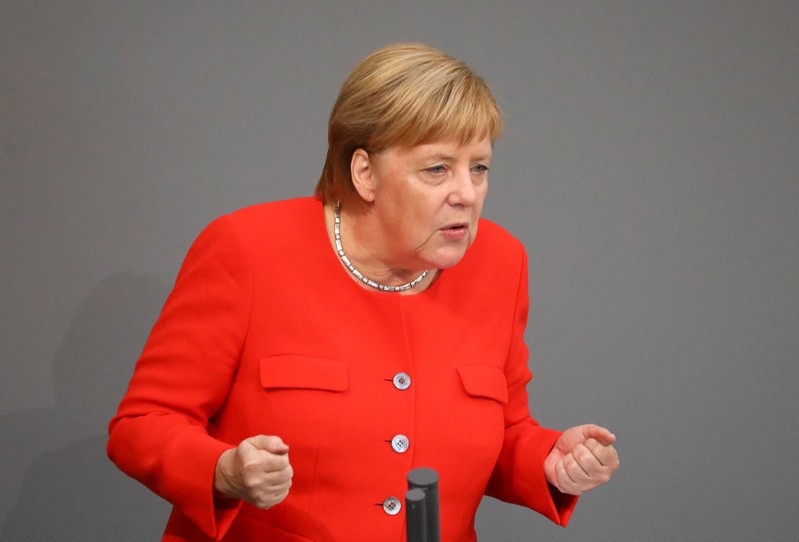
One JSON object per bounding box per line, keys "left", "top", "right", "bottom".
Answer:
{"left": 242, "top": 476, "right": 261, "bottom": 490}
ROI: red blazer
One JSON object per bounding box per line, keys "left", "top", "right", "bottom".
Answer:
{"left": 108, "top": 198, "right": 577, "bottom": 541}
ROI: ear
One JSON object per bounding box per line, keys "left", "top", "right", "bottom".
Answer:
{"left": 350, "top": 148, "right": 377, "bottom": 203}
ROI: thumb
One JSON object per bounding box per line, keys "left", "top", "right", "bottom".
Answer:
{"left": 248, "top": 435, "right": 290, "bottom": 455}
{"left": 582, "top": 424, "right": 616, "bottom": 446}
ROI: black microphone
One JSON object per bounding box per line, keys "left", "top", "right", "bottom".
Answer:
{"left": 406, "top": 467, "right": 440, "bottom": 542}
{"left": 405, "top": 487, "right": 427, "bottom": 542}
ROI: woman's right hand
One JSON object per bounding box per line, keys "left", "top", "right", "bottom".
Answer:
{"left": 214, "top": 435, "right": 293, "bottom": 509}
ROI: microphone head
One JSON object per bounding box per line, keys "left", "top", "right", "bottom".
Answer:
{"left": 407, "top": 467, "right": 439, "bottom": 489}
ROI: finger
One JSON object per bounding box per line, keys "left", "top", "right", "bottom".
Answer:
{"left": 580, "top": 424, "right": 616, "bottom": 446}
{"left": 564, "top": 450, "right": 595, "bottom": 484}
{"left": 571, "top": 444, "right": 602, "bottom": 475}
{"left": 556, "top": 458, "right": 582, "bottom": 496}
{"left": 259, "top": 451, "right": 291, "bottom": 473}
{"left": 249, "top": 435, "right": 290, "bottom": 455}
{"left": 574, "top": 449, "right": 614, "bottom": 489}
{"left": 270, "top": 464, "right": 294, "bottom": 485}
{"left": 239, "top": 447, "right": 291, "bottom": 479}
{"left": 585, "top": 439, "right": 620, "bottom": 468}
{"left": 241, "top": 460, "right": 292, "bottom": 499}
{"left": 252, "top": 466, "right": 293, "bottom": 505}
{"left": 262, "top": 468, "right": 293, "bottom": 491}
{"left": 572, "top": 444, "right": 618, "bottom": 491}
{"left": 250, "top": 479, "right": 292, "bottom": 509}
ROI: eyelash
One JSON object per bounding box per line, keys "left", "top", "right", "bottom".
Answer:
{"left": 425, "top": 164, "right": 490, "bottom": 174}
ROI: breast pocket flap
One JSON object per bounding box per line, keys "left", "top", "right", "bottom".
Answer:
{"left": 456, "top": 365, "right": 508, "bottom": 404}
{"left": 260, "top": 355, "right": 348, "bottom": 392}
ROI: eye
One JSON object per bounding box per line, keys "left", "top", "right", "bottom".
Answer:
{"left": 426, "top": 164, "right": 448, "bottom": 174}
{"left": 472, "top": 164, "right": 490, "bottom": 174}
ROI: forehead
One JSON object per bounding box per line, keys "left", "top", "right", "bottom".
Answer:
{"left": 384, "top": 136, "right": 493, "bottom": 162}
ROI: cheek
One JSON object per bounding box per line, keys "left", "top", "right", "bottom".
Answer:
{"left": 408, "top": 195, "right": 441, "bottom": 224}
{"left": 477, "top": 181, "right": 488, "bottom": 204}
{"left": 394, "top": 207, "right": 427, "bottom": 244}
{"left": 469, "top": 222, "right": 480, "bottom": 247}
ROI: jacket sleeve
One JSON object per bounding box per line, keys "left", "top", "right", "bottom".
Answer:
{"left": 107, "top": 214, "right": 250, "bottom": 540}
{"left": 484, "top": 245, "right": 579, "bottom": 526}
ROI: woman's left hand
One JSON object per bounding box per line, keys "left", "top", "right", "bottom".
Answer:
{"left": 543, "top": 423, "right": 619, "bottom": 496}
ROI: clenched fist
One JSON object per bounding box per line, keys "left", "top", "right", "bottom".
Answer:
{"left": 214, "top": 435, "right": 293, "bottom": 509}
{"left": 544, "top": 424, "right": 619, "bottom": 496}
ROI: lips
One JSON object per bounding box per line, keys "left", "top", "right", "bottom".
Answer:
{"left": 439, "top": 222, "right": 470, "bottom": 241}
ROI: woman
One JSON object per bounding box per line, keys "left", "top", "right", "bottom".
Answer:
{"left": 108, "top": 43, "right": 619, "bottom": 541}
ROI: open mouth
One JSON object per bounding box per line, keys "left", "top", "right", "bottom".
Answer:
{"left": 440, "top": 223, "right": 469, "bottom": 240}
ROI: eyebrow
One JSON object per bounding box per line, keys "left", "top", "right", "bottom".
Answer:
{"left": 424, "top": 153, "right": 492, "bottom": 162}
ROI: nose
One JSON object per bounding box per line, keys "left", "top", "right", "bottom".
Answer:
{"left": 447, "top": 168, "right": 478, "bottom": 207}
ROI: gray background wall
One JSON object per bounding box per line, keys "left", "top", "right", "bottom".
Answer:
{"left": 2, "top": 1, "right": 797, "bottom": 540}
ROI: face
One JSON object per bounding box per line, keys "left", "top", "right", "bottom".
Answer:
{"left": 358, "top": 136, "right": 492, "bottom": 272}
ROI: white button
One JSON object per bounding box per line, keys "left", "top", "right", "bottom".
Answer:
{"left": 391, "top": 434, "right": 409, "bottom": 453}
{"left": 383, "top": 496, "right": 401, "bottom": 516}
{"left": 393, "top": 372, "right": 411, "bottom": 390}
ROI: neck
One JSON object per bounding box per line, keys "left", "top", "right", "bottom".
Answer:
{"left": 326, "top": 202, "right": 434, "bottom": 292}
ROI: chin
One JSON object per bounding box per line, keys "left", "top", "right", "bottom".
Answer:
{"left": 429, "top": 248, "right": 469, "bottom": 270}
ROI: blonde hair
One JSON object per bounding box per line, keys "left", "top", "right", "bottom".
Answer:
{"left": 315, "top": 43, "right": 503, "bottom": 209}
